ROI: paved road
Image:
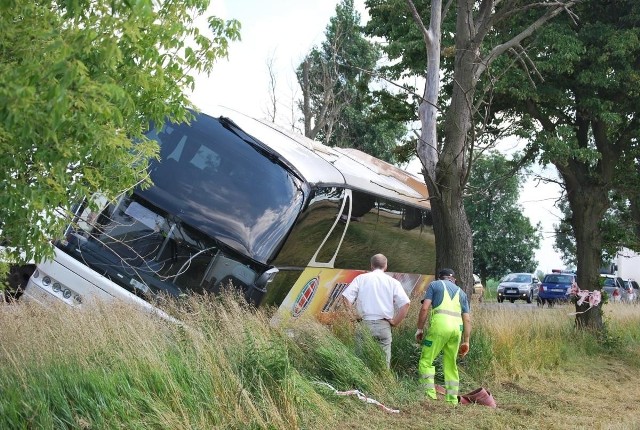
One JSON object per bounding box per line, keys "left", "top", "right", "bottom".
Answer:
{"left": 477, "top": 299, "right": 574, "bottom": 310}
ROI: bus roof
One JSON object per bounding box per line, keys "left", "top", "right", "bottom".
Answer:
{"left": 206, "top": 106, "right": 431, "bottom": 211}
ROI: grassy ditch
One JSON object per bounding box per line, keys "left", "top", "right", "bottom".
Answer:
{"left": 1, "top": 295, "right": 639, "bottom": 429}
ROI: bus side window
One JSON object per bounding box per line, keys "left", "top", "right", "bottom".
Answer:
{"left": 309, "top": 191, "right": 352, "bottom": 267}
{"left": 271, "top": 187, "right": 346, "bottom": 268}
{"left": 334, "top": 197, "right": 435, "bottom": 274}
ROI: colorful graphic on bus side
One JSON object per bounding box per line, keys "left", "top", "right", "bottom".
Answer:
{"left": 276, "top": 267, "right": 433, "bottom": 325}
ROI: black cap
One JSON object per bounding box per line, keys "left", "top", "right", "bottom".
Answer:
{"left": 438, "top": 268, "right": 455, "bottom": 278}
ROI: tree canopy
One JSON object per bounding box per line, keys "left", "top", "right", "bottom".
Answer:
{"left": 0, "top": 0, "right": 240, "bottom": 263}
{"left": 496, "top": 0, "right": 640, "bottom": 327}
{"left": 297, "top": 0, "right": 410, "bottom": 163}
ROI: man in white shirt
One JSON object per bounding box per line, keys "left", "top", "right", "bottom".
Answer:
{"left": 341, "top": 254, "right": 411, "bottom": 368}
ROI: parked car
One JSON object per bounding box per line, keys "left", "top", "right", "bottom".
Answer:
{"left": 623, "top": 279, "right": 639, "bottom": 303}
{"left": 497, "top": 273, "right": 540, "bottom": 303}
{"left": 473, "top": 274, "right": 484, "bottom": 303}
{"left": 537, "top": 272, "right": 575, "bottom": 306}
{"left": 600, "top": 274, "right": 626, "bottom": 303}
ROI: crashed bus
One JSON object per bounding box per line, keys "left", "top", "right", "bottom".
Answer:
{"left": 20, "top": 107, "right": 436, "bottom": 318}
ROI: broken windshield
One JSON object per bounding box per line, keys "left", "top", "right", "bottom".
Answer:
{"left": 140, "top": 111, "right": 305, "bottom": 264}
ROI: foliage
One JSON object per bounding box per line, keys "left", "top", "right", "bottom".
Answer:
{"left": 363, "top": 0, "right": 560, "bottom": 148}
{"left": 297, "top": 0, "right": 409, "bottom": 163}
{"left": 553, "top": 195, "right": 637, "bottom": 267}
{"left": 500, "top": 0, "right": 640, "bottom": 315}
{"left": 0, "top": 256, "right": 7, "bottom": 295}
{"left": 364, "top": 0, "right": 578, "bottom": 295}
{"left": 0, "top": 0, "right": 240, "bottom": 263}
{"left": 464, "top": 152, "right": 541, "bottom": 283}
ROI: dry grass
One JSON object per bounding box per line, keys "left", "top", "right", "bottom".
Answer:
{"left": 350, "top": 301, "right": 640, "bottom": 430}
{"left": 1, "top": 296, "right": 639, "bottom": 429}
{"left": 0, "top": 296, "right": 334, "bottom": 429}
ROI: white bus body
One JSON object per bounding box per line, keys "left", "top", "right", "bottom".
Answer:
{"left": 19, "top": 106, "right": 435, "bottom": 312}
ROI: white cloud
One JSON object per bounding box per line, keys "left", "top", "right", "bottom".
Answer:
{"left": 191, "top": 0, "right": 361, "bottom": 118}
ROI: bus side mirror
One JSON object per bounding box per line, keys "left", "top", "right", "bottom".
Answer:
{"left": 245, "top": 267, "right": 279, "bottom": 306}
{"left": 255, "top": 267, "right": 279, "bottom": 289}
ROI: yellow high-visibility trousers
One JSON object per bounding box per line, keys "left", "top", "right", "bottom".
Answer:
{"left": 418, "top": 319, "right": 462, "bottom": 404}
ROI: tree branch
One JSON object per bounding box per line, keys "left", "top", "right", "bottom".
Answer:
{"left": 406, "top": 0, "right": 432, "bottom": 47}
{"left": 475, "top": 1, "right": 579, "bottom": 80}
{"left": 442, "top": 0, "right": 455, "bottom": 22}
{"left": 338, "top": 60, "right": 440, "bottom": 111}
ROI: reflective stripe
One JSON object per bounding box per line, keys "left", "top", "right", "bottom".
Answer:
{"left": 430, "top": 281, "right": 463, "bottom": 326}
{"left": 422, "top": 383, "right": 436, "bottom": 388}
{"left": 445, "top": 380, "right": 460, "bottom": 387}
{"left": 420, "top": 373, "right": 435, "bottom": 379}
{"left": 446, "top": 389, "right": 459, "bottom": 395}
{"left": 434, "top": 309, "right": 462, "bottom": 317}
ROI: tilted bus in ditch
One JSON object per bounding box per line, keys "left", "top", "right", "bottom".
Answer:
{"left": 20, "top": 107, "right": 436, "bottom": 319}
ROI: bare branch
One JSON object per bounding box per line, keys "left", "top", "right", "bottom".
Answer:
{"left": 337, "top": 60, "right": 440, "bottom": 111}
{"left": 474, "top": 0, "right": 495, "bottom": 39}
{"left": 265, "top": 52, "right": 278, "bottom": 123}
{"left": 475, "top": 1, "right": 579, "bottom": 80}
{"left": 442, "top": 0, "right": 455, "bottom": 22}
{"left": 510, "top": 45, "right": 539, "bottom": 88}
{"left": 412, "top": 128, "right": 439, "bottom": 155}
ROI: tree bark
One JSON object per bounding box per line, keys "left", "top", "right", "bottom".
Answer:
{"left": 410, "top": 0, "right": 577, "bottom": 295}
{"left": 413, "top": 0, "right": 476, "bottom": 294}
{"left": 301, "top": 59, "right": 312, "bottom": 137}
{"left": 554, "top": 111, "right": 622, "bottom": 331}
{"left": 561, "top": 175, "right": 608, "bottom": 330}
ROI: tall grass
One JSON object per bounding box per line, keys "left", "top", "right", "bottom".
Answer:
{"left": 0, "top": 292, "right": 397, "bottom": 429}
{"left": 1, "top": 295, "right": 639, "bottom": 429}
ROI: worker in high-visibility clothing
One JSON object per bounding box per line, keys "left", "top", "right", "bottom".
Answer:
{"left": 415, "top": 268, "right": 471, "bottom": 404}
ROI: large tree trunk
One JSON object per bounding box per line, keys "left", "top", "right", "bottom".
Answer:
{"left": 524, "top": 91, "right": 624, "bottom": 334}
{"left": 556, "top": 114, "right": 622, "bottom": 331}
{"left": 435, "top": 2, "right": 475, "bottom": 295}
{"left": 426, "top": 177, "right": 475, "bottom": 295}
{"left": 417, "top": 0, "right": 475, "bottom": 295}
{"left": 559, "top": 170, "right": 609, "bottom": 330}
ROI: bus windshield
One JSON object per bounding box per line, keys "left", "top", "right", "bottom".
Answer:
{"left": 140, "top": 112, "right": 305, "bottom": 263}
{"left": 58, "top": 112, "right": 305, "bottom": 299}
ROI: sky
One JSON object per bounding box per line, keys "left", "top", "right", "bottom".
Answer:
{"left": 190, "top": 0, "right": 565, "bottom": 274}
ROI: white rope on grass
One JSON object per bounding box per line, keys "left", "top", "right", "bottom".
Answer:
{"left": 313, "top": 381, "right": 400, "bottom": 414}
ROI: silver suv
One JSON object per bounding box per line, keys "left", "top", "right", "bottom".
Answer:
{"left": 623, "top": 279, "right": 639, "bottom": 303}
{"left": 497, "top": 273, "right": 540, "bottom": 304}
{"left": 599, "top": 274, "right": 627, "bottom": 302}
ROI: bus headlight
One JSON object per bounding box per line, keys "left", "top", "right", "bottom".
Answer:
{"left": 35, "top": 270, "right": 82, "bottom": 305}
